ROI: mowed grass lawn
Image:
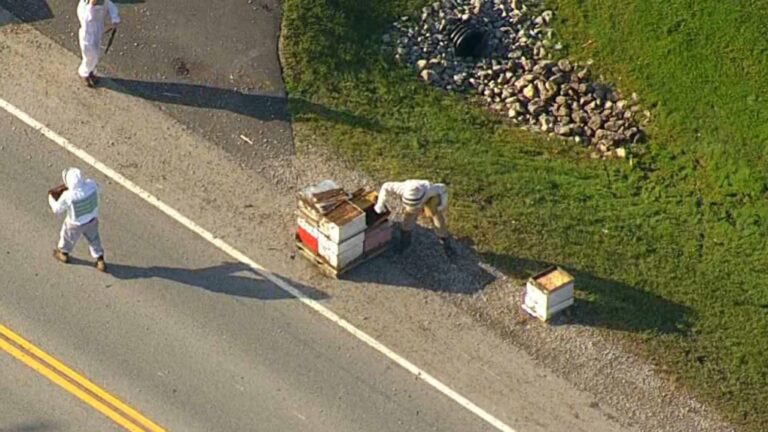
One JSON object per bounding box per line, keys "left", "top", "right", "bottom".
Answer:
{"left": 281, "top": 0, "right": 768, "bottom": 429}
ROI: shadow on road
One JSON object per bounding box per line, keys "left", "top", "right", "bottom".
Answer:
{"left": 104, "top": 78, "right": 384, "bottom": 132}
{"left": 344, "top": 226, "right": 497, "bottom": 295}
{"left": 0, "top": 0, "right": 52, "bottom": 24}
{"left": 69, "top": 258, "right": 328, "bottom": 301}
{"left": 0, "top": 422, "right": 55, "bottom": 432}
{"left": 481, "top": 253, "right": 695, "bottom": 335}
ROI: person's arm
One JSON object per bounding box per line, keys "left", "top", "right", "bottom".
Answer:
{"left": 49, "top": 191, "right": 70, "bottom": 215}
{"left": 106, "top": 0, "right": 120, "bottom": 24}
{"left": 374, "top": 182, "right": 399, "bottom": 214}
{"left": 434, "top": 184, "right": 448, "bottom": 211}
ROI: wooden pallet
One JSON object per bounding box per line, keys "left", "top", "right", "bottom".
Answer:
{"left": 295, "top": 236, "right": 390, "bottom": 279}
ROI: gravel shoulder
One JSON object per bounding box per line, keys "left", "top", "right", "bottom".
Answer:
{"left": 1, "top": 5, "right": 739, "bottom": 432}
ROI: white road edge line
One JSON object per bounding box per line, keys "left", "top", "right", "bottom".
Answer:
{"left": 0, "top": 97, "right": 517, "bottom": 432}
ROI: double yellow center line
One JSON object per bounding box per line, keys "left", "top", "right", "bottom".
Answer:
{"left": 0, "top": 323, "right": 165, "bottom": 432}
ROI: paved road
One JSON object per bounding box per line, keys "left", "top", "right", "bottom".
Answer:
{"left": 0, "top": 0, "right": 294, "bottom": 184}
{"left": 0, "top": 111, "right": 495, "bottom": 431}
{"left": 0, "top": 352, "right": 120, "bottom": 431}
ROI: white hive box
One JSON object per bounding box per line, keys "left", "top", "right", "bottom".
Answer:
{"left": 522, "top": 266, "right": 575, "bottom": 321}
{"left": 318, "top": 231, "right": 364, "bottom": 269}
{"left": 318, "top": 201, "right": 366, "bottom": 243}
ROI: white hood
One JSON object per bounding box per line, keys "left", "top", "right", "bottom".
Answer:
{"left": 63, "top": 168, "right": 83, "bottom": 189}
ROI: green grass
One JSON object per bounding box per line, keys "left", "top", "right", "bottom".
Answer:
{"left": 281, "top": 1, "right": 768, "bottom": 429}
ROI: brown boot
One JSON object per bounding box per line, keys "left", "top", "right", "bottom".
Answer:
{"left": 439, "top": 237, "right": 456, "bottom": 258}
{"left": 95, "top": 256, "right": 107, "bottom": 272}
{"left": 88, "top": 72, "right": 100, "bottom": 86}
{"left": 82, "top": 76, "right": 94, "bottom": 88}
{"left": 53, "top": 249, "right": 69, "bottom": 263}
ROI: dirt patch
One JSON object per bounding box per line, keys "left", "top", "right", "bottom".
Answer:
{"left": 171, "top": 57, "right": 190, "bottom": 77}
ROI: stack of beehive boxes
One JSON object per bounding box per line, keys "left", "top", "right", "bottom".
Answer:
{"left": 522, "top": 266, "right": 575, "bottom": 321}
{"left": 350, "top": 189, "right": 393, "bottom": 255}
{"left": 297, "top": 181, "right": 392, "bottom": 274}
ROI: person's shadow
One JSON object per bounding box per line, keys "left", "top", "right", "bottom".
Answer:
{"left": 0, "top": 0, "right": 52, "bottom": 25}
{"left": 344, "top": 226, "right": 498, "bottom": 295}
{"left": 69, "top": 258, "right": 327, "bottom": 301}
{"left": 103, "top": 78, "right": 384, "bottom": 132}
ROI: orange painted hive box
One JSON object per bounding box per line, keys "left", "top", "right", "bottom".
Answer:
{"left": 297, "top": 217, "right": 319, "bottom": 254}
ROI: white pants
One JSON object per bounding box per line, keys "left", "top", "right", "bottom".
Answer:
{"left": 77, "top": 2, "right": 106, "bottom": 78}
{"left": 58, "top": 218, "right": 104, "bottom": 258}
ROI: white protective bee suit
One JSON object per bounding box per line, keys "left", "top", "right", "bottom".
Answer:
{"left": 374, "top": 179, "right": 449, "bottom": 239}
{"left": 77, "top": 0, "right": 120, "bottom": 79}
{"left": 49, "top": 168, "right": 104, "bottom": 259}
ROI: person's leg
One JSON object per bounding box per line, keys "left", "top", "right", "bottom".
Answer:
{"left": 76, "top": 3, "right": 92, "bottom": 81}
{"left": 55, "top": 221, "right": 83, "bottom": 263}
{"left": 82, "top": 219, "right": 106, "bottom": 271}
{"left": 399, "top": 208, "right": 419, "bottom": 252}
{"left": 78, "top": 42, "right": 100, "bottom": 85}
{"left": 82, "top": 219, "right": 104, "bottom": 258}
{"left": 424, "top": 197, "right": 453, "bottom": 256}
{"left": 76, "top": 4, "right": 102, "bottom": 85}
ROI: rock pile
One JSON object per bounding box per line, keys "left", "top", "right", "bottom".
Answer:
{"left": 384, "top": 0, "right": 645, "bottom": 156}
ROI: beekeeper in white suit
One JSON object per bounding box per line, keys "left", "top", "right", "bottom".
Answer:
{"left": 77, "top": 0, "right": 120, "bottom": 87}
{"left": 374, "top": 179, "right": 454, "bottom": 256}
{"left": 49, "top": 168, "right": 107, "bottom": 272}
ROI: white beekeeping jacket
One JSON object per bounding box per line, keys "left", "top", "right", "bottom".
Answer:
{"left": 49, "top": 168, "right": 101, "bottom": 225}
{"left": 374, "top": 180, "right": 448, "bottom": 213}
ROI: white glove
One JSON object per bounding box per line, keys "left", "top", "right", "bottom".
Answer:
{"left": 374, "top": 203, "right": 387, "bottom": 214}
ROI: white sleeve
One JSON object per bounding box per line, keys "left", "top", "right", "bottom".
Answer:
{"left": 374, "top": 182, "right": 398, "bottom": 213}
{"left": 435, "top": 184, "right": 448, "bottom": 211}
{"left": 107, "top": 1, "right": 120, "bottom": 24}
{"left": 49, "top": 192, "right": 70, "bottom": 215}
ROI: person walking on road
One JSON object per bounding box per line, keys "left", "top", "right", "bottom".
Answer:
{"left": 49, "top": 168, "right": 107, "bottom": 272}
{"left": 374, "top": 179, "right": 454, "bottom": 256}
{"left": 77, "top": 0, "right": 120, "bottom": 88}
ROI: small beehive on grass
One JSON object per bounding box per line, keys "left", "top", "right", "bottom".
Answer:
{"left": 522, "top": 266, "right": 575, "bottom": 321}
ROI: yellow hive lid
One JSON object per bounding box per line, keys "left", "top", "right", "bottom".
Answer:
{"left": 530, "top": 266, "right": 575, "bottom": 292}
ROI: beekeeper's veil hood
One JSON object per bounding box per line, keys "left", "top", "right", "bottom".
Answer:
{"left": 62, "top": 167, "right": 83, "bottom": 189}
{"left": 402, "top": 182, "right": 427, "bottom": 209}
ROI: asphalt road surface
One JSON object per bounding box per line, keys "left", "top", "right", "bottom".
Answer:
{"left": 0, "top": 0, "right": 294, "bottom": 184}
{"left": 0, "top": 351, "right": 121, "bottom": 432}
{"left": 0, "top": 111, "right": 497, "bottom": 431}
